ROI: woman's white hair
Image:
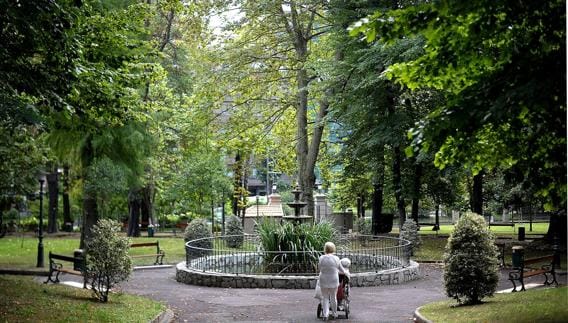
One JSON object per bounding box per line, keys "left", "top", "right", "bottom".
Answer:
{"left": 324, "top": 241, "right": 336, "bottom": 254}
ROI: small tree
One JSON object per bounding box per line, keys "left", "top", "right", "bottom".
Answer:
{"left": 225, "top": 215, "right": 244, "bottom": 248}
{"left": 86, "top": 219, "right": 132, "bottom": 302}
{"left": 443, "top": 212, "right": 499, "bottom": 305}
{"left": 184, "top": 218, "right": 212, "bottom": 258}
{"left": 400, "top": 219, "right": 421, "bottom": 256}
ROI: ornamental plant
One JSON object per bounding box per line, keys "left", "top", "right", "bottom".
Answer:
{"left": 400, "top": 219, "right": 421, "bottom": 256}
{"left": 443, "top": 212, "right": 499, "bottom": 305}
{"left": 184, "top": 218, "right": 212, "bottom": 258}
{"left": 86, "top": 219, "right": 132, "bottom": 302}
{"left": 225, "top": 215, "right": 244, "bottom": 248}
{"left": 256, "top": 219, "right": 337, "bottom": 273}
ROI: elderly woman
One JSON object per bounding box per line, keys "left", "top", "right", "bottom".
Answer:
{"left": 318, "top": 241, "right": 345, "bottom": 321}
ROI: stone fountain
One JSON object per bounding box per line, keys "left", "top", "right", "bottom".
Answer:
{"left": 282, "top": 186, "right": 313, "bottom": 225}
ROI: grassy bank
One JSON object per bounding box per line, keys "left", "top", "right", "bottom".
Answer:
{"left": 0, "top": 275, "right": 164, "bottom": 322}
{"left": 419, "top": 286, "right": 568, "bottom": 322}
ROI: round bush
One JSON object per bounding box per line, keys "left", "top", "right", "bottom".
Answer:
{"left": 225, "top": 215, "right": 243, "bottom": 248}
{"left": 184, "top": 218, "right": 212, "bottom": 257}
{"left": 400, "top": 219, "right": 421, "bottom": 256}
{"left": 443, "top": 212, "right": 499, "bottom": 305}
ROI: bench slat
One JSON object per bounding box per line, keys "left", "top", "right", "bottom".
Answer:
{"left": 524, "top": 256, "right": 554, "bottom": 265}
{"left": 131, "top": 242, "right": 159, "bottom": 248}
{"left": 49, "top": 254, "right": 79, "bottom": 263}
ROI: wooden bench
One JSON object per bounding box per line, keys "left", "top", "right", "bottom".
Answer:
{"left": 44, "top": 252, "right": 88, "bottom": 288}
{"left": 508, "top": 255, "right": 558, "bottom": 292}
{"left": 130, "top": 241, "right": 165, "bottom": 265}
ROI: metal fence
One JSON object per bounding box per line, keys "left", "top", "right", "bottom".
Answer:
{"left": 185, "top": 234, "right": 411, "bottom": 276}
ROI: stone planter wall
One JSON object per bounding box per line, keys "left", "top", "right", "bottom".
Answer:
{"left": 176, "top": 260, "right": 420, "bottom": 289}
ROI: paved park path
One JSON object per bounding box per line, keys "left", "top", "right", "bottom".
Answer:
{"left": 120, "top": 263, "right": 563, "bottom": 323}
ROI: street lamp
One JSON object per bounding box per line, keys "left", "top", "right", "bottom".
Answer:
{"left": 37, "top": 173, "right": 46, "bottom": 268}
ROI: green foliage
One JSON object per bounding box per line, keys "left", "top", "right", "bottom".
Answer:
{"left": 86, "top": 219, "right": 132, "bottom": 303}
{"left": 400, "top": 219, "right": 421, "bottom": 255}
{"left": 352, "top": 1, "right": 566, "bottom": 210}
{"left": 184, "top": 218, "right": 212, "bottom": 259}
{"left": 256, "top": 220, "right": 338, "bottom": 273}
{"left": 355, "top": 217, "right": 372, "bottom": 235}
{"left": 443, "top": 213, "right": 499, "bottom": 305}
{"left": 225, "top": 215, "right": 244, "bottom": 248}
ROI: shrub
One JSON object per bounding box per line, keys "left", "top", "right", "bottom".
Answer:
{"left": 356, "top": 217, "right": 372, "bottom": 235}
{"left": 443, "top": 212, "right": 499, "bottom": 305}
{"left": 256, "top": 219, "right": 338, "bottom": 273}
{"left": 184, "top": 218, "right": 212, "bottom": 258}
{"left": 225, "top": 215, "right": 244, "bottom": 248}
{"left": 85, "top": 219, "right": 132, "bottom": 302}
{"left": 400, "top": 219, "right": 421, "bottom": 256}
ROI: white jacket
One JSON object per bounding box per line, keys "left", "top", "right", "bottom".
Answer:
{"left": 318, "top": 253, "right": 345, "bottom": 289}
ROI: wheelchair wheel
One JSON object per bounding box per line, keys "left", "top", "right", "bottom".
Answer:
{"left": 317, "top": 303, "right": 322, "bottom": 318}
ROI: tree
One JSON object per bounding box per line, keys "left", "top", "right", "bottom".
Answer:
{"left": 47, "top": 3, "right": 158, "bottom": 247}
{"left": 211, "top": 0, "right": 333, "bottom": 216}
{"left": 351, "top": 0, "right": 566, "bottom": 213}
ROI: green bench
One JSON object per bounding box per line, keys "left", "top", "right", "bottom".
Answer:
{"left": 508, "top": 254, "right": 558, "bottom": 292}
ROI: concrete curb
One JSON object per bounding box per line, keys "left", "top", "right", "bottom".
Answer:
{"left": 151, "top": 308, "right": 175, "bottom": 323}
{"left": 413, "top": 306, "right": 433, "bottom": 323}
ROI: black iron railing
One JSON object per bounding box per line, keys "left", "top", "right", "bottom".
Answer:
{"left": 185, "top": 234, "right": 411, "bottom": 276}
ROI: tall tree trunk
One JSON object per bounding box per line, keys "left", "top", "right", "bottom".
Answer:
{"left": 393, "top": 146, "right": 406, "bottom": 228}
{"left": 62, "top": 165, "right": 72, "bottom": 231}
{"left": 372, "top": 149, "right": 385, "bottom": 235}
{"left": 46, "top": 170, "right": 59, "bottom": 233}
{"left": 471, "top": 171, "right": 483, "bottom": 215}
{"left": 279, "top": 3, "right": 327, "bottom": 218}
{"left": 141, "top": 184, "right": 153, "bottom": 228}
{"left": 80, "top": 194, "right": 98, "bottom": 249}
{"left": 232, "top": 152, "right": 242, "bottom": 217}
{"left": 127, "top": 189, "right": 141, "bottom": 237}
{"left": 411, "top": 163, "right": 422, "bottom": 223}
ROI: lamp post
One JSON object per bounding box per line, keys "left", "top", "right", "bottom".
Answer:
{"left": 37, "top": 174, "right": 45, "bottom": 268}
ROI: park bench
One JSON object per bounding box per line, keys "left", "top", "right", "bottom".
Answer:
{"left": 44, "top": 251, "right": 88, "bottom": 288}
{"left": 508, "top": 254, "right": 558, "bottom": 292}
{"left": 130, "top": 241, "right": 165, "bottom": 265}
{"left": 489, "top": 222, "right": 515, "bottom": 227}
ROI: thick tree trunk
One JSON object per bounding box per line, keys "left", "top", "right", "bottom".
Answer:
{"left": 546, "top": 210, "right": 567, "bottom": 245}
{"left": 141, "top": 184, "right": 153, "bottom": 229}
{"left": 411, "top": 163, "right": 422, "bottom": 223}
{"left": 80, "top": 195, "right": 98, "bottom": 249}
{"left": 62, "top": 165, "right": 72, "bottom": 231}
{"left": 471, "top": 171, "right": 483, "bottom": 215}
{"left": 46, "top": 170, "right": 59, "bottom": 233}
{"left": 393, "top": 146, "right": 406, "bottom": 228}
{"left": 127, "top": 189, "right": 141, "bottom": 237}
{"left": 371, "top": 182, "right": 384, "bottom": 235}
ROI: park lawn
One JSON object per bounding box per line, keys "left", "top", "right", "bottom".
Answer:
{"left": 419, "top": 286, "right": 568, "bottom": 323}
{"left": 0, "top": 235, "right": 187, "bottom": 268}
{"left": 0, "top": 275, "right": 164, "bottom": 322}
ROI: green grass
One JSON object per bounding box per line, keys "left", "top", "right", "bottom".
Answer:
{"left": 395, "top": 222, "right": 549, "bottom": 236}
{"left": 0, "top": 234, "right": 187, "bottom": 268}
{"left": 419, "top": 286, "right": 568, "bottom": 323}
{"left": 0, "top": 275, "right": 164, "bottom": 322}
